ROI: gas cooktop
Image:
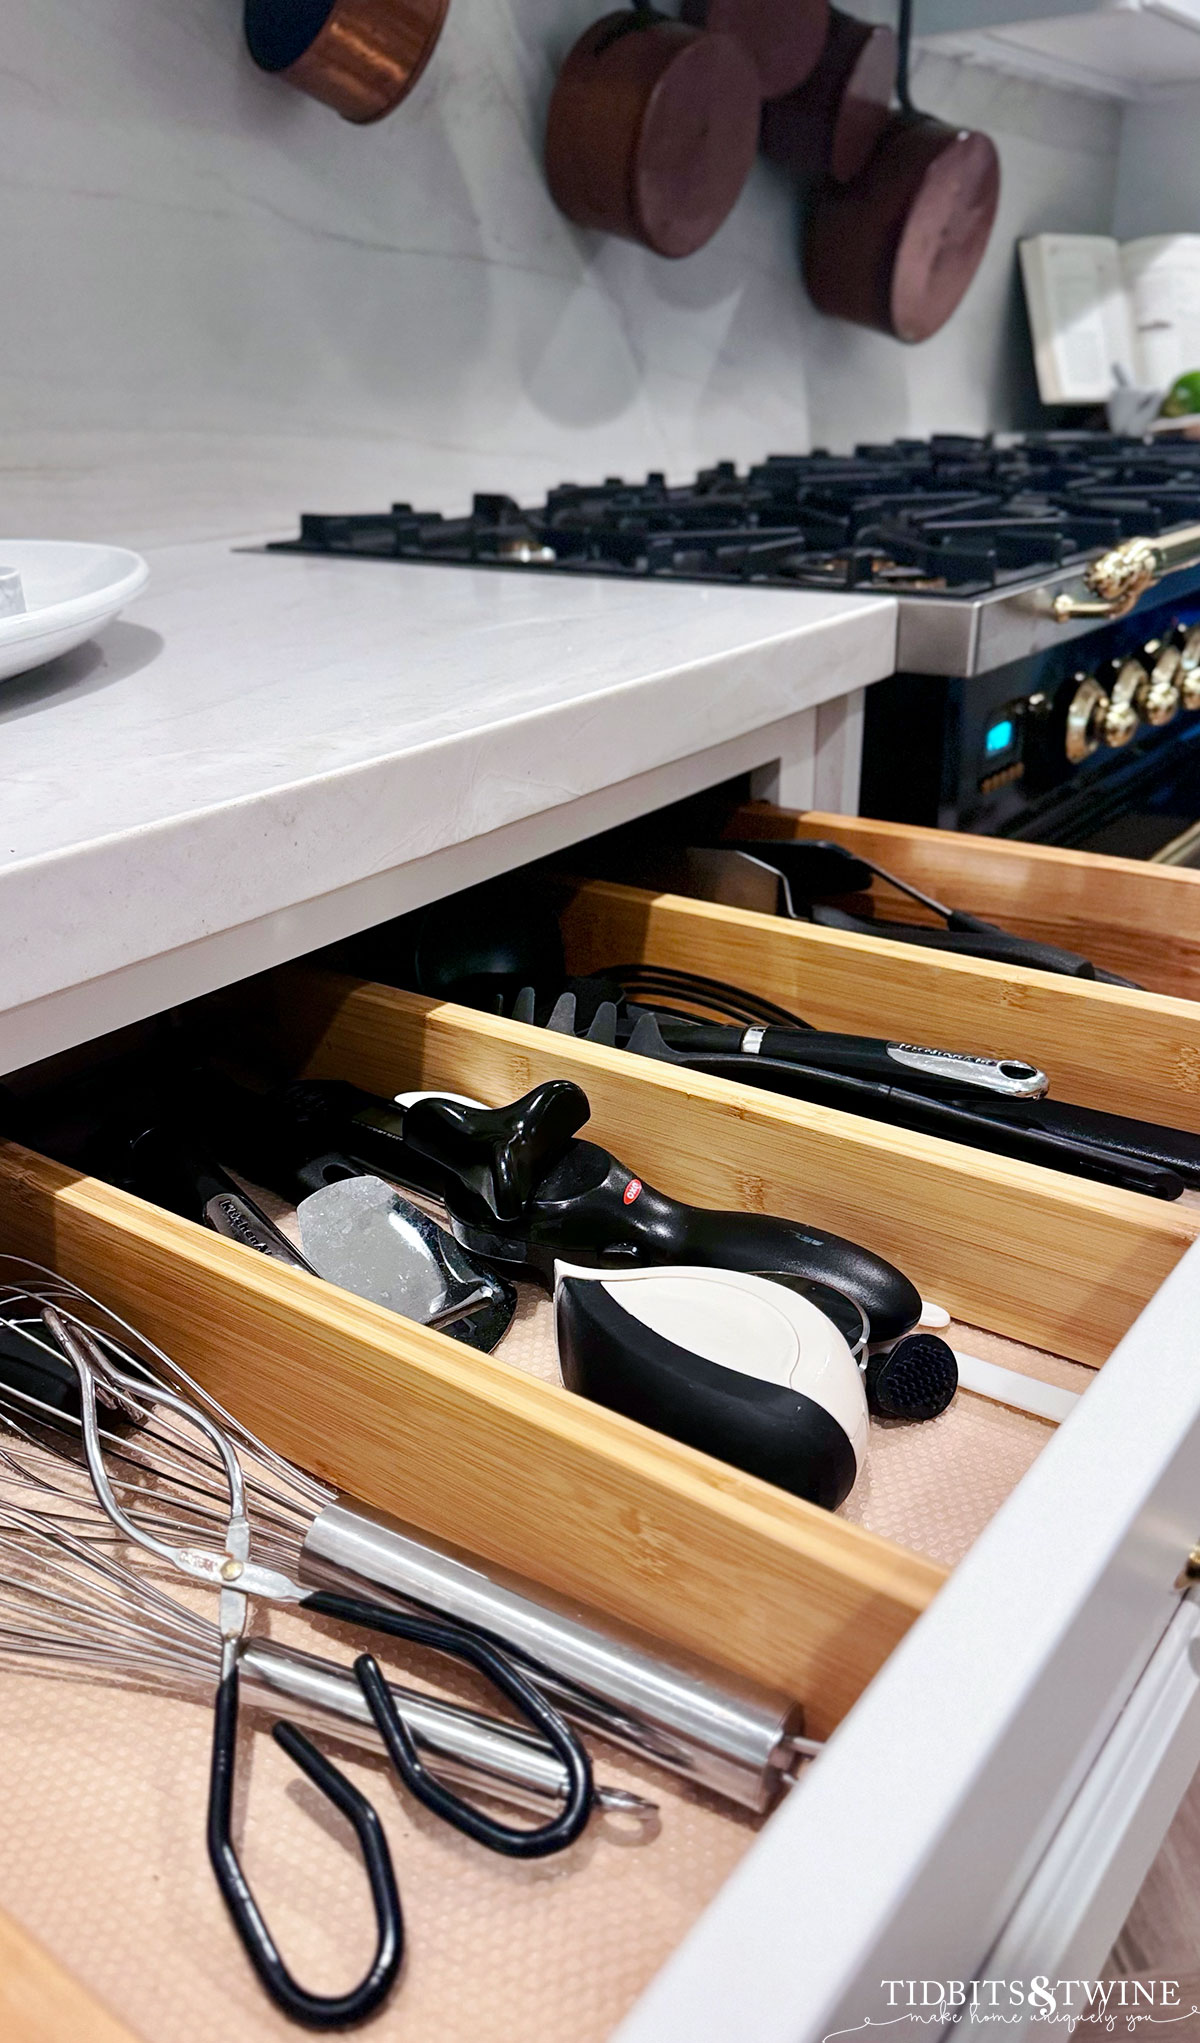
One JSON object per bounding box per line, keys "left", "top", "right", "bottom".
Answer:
{"left": 267, "top": 433, "right": 1200, "bottom": 677}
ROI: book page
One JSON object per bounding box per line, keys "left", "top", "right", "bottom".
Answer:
{"left": 1019, "top": 235, "right": 1134, "bottom": 403}
{"left": 1120, "top": 236, "right": 1200, "bottom": 391}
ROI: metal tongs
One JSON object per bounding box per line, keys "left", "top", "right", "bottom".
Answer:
{"left": 44, "top": 1304, "right": 595, "bottom": 2027}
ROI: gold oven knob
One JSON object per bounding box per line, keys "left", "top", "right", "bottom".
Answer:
{"left": 1102, "top": 694, "right": 1141, "bottom": 747}
{"left": 1065, "top": 674, "right": 1109, "bottom": 762}
{"left": 1105, "top": 656, "right": 1147, "bottom": 746}
{"left": 1138, "top": 642, "right": 1183, "bottom": 725}
{"left": 1179, "top": 624, "right": 1200, "bottom": 711}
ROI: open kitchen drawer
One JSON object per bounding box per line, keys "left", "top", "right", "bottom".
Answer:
{"left": 3, "top": 964, "right": 1200, "bottom": 2042}
{"left": 727, "top": 801, "right": 1200, "bottom": 1002}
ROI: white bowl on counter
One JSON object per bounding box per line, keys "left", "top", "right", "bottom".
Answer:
{"left": 0, "top": 540, "right": 149, "bottom": 684}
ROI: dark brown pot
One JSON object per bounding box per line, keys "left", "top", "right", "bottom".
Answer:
{"left": 678, "top": 0, "right": 829, "bottom": 102}
{"left": 244, "top": 0, "right": 449, "bottom": 123}
{"left": 761, "top": 7, "right": 895, "bottom": 185}
{"left": 804, "top": 112, "right": 1000, "bottom": 342}
{"left": 544, "top": 12, "right": 762, "bottom": 259}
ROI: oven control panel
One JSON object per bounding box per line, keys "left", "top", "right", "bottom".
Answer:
{"left": 1062, "top": 625, "right": 1200, "bottom": 764}
{"left": 861, "top": 598, "right": 1200, "bottom": 841}
{"left": 971, "top": 614, "right": 1200, "bottom": 804}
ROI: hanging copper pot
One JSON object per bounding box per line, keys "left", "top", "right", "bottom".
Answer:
{"left": 678, "top": 0, "right": 829, "bottom": 102}
{"left": 544, "top": 11, "right": 762, "bottom": 259}
{"left": 761, "top": 7, "right": 895, "bottom": 184}
{"left": 244, "top": 0, "right": 450, "bottom": 123}
{"left": 804, "top": 112, "right": 1000, "bottom": 342}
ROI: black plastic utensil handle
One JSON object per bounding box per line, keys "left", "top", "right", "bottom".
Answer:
{"left": 303, "top": 1590, "right": 595, "bottom": 1859}
{"left": 208, "top": 1666, "right": 404, "bottom": 2031}
{"left": 400, "top": 1082, "right": 590, "bottom": 1224}
{"left": 810, "top": 906, "right": 1141, "bottom": 987}
{"left": 668, "top": 1051, "right": 1183, "bottom": 1198}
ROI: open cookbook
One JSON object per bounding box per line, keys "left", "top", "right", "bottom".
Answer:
{"left": 1020, "top": 232, "right": 1200, "bottom": 405}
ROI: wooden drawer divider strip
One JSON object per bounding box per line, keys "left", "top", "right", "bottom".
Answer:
{"left": 0, "top": 1140, "right": 939, "bottom": 1734}
{"left": 0, "top": 1914, "right": 136, "bottom": 2043}
{"left": 236, "top": 967, "right": 1199, "bottom": 1370}
{"left": 557, "top": 876, "right": 1200, "bottom": 1135}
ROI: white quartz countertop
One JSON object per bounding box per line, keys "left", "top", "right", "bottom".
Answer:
{"left": 0, "top": 536, "right": 896, "bottom": 1065}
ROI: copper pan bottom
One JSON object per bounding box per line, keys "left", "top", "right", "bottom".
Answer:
{"left": 761, "top": 7, "right": 896, "bottom": 185}
{"left": 245, "top": 0, "right": 450, "bottom": 123}
{"left": 805, "top": 113, "right": 1000, "bottom": 341}
{"left": 680, "top": 0, "right": 829, "bottom": 102}
{"left": 545, "top": 14, "right": 762, "bottom": 260}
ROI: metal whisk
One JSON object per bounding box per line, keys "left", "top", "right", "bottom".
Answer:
{"left": 0, "top": 1260, "right": 329, "bottom": 1577}
{"left": 0, "top": 1268, "right": 633, "bottom": 2026}
{"left": 0, "top": 1473, "right": 650, "bottom": 1822}
{"left": 0, "top": 1256, "right": 816, "bottom": 1814}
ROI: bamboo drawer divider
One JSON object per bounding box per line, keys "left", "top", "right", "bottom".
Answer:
{"left": 727, "top": 802, "right": 1200, "bottom": 1000}
{"left": 557, "top": 877, "right": 1200, "bottom": 1137}
{"left": 0, "top": 1139, "right": 939, "bottom": 1735}
{"left": 227, "top": 966, "right": 1199, "bottom": 1370}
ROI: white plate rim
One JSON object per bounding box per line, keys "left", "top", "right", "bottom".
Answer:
{"left": 0, "top": 542, "right": 150, "bottom": 649}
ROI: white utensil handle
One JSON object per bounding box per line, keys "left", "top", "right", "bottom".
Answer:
{"left": 954, "top": 1350, "right": 1080, "bottom": 1425}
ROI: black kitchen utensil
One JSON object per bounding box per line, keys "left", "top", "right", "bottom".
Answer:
{"left": 693, "top": 841, "right": 1142, "bottom": 987}
{"left": 531, "top": 966, "right": 1193, "bottom": 1199}
{"left": 263, "top": 1076, "right": 923, "bottom": 1346}
{"left": 865, "top": 1332, "right": 958, "bottom": 1423}
{"left": 345, "top": 874, "right": 567, "bottom": 1012}
{"left": 122, "top": 1117, "right": 516, "bottom": 1352}
{"left": 126, "top": 1126, "right": 319, "bottom": 1272}
{"left": 330, "top": 882, "right": 1175, "bottom": 1194}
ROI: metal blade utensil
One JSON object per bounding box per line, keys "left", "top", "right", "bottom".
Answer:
{"left": 295, "top": 1173, "right": 514, "bottom": 1344}
{"left": 124, "top": 1122, "right": 516, "bottom": 1352}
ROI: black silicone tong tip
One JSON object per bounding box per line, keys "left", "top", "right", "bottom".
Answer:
{"left": 866, "top": 1335, "right": 958, "bottom": 1422}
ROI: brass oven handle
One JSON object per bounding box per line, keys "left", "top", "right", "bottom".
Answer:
{"left": 1052, "top": 522, "right": 1200, "bottom": 622}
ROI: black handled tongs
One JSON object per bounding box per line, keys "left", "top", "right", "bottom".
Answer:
{"left": 44, "top": 1304, "right": 595, "bottom": 2029}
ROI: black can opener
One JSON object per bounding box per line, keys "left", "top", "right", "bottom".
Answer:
{"left": 277, "top": 1077, "right": 924, "bottom": 1348}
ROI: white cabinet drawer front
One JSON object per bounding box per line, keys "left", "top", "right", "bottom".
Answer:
{"left": 617, "top": 1241, "right": 1200, "bottom": 2043}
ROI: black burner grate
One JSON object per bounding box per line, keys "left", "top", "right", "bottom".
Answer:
{"left": 270, "top": 433, "right": 1200, "bottom": 601}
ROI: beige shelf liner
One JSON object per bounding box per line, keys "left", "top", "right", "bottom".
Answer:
{"left": 0, "top": 1235, "right": 1088, "bottom": 2043}
{"left": 501, "top": 1283, "right": 1092, "bottom": 1570}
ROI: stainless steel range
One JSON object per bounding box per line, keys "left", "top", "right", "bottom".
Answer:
{"left": 269, "top": 431, "right": 1200, "bottom": 854}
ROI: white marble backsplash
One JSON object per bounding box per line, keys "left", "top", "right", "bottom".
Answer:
{"left": 0, "top": 2, "right": 1121, "bottom": 542}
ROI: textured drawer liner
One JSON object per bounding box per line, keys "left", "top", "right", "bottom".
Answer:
{"left": 0, "top": 1247, "right": 1085, "bottom": 2043}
